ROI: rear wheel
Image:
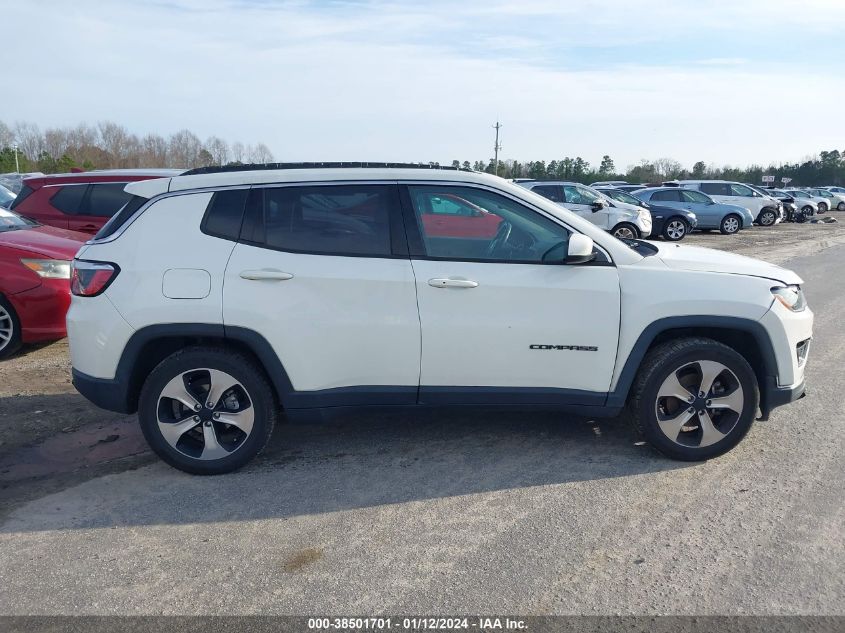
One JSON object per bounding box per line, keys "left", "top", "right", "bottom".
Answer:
{"left": 720, "top": 214, "right": 741, "bottom": 234}
{"left": 628, "top": 337, "right": 759, "bottom": 461}
{"left": 838, "top": 202, "right": 845, "bottom": 211}
{"left": 0, "top": 296, "right": 22, "bottom": 360}
{"left": 138, "top": 347, "right": 277, "bottom": 474}
{"left": 662, "top": 217, "right": 688, "bottom": 241}
{"left": 612, "top": 222, "right": 640, "bottom": 239}
{"left": 818, "top": 202, "right": 828, "bottom": 213}
{"left": 757, "top": 209, "right": 777, "bottom": 226}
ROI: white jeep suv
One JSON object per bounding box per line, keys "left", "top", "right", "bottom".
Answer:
{"left": 67, "top": 164, "right": 812, "bottom": 474}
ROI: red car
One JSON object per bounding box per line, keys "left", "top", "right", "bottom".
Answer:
{"left": 10, "top": 169, "right": 181, "bottom": 235}
{"left": 0, "top": 208, "right": 88, "bottom": 359}
{"left": 418, "top": 193, "right": 503, "bottom": 238}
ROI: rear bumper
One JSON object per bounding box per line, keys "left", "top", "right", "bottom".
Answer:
{"left": 71, "top": 368, "right": 134, "bottom": 414}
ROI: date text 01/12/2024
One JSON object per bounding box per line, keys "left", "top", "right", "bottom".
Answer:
{"left": 307, "top": 617, "right": 528, "bottom": 630}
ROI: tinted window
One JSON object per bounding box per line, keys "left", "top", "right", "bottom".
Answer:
{"left": 531, "top": 185, "right": 564, "bottom": 203}
{"left": 408, "top": 185, "right": 571, "bottom": 263}
{"left": 700, "top": 183, "right": 730, "bottom": 196}
{"left": 84, "top": 183, "right": 133, "bottom": 217}
{"left": 94, "top": 195, "right": 149, "bottom": 240}
{"left": 202, "top": 189, "right": 248, "bottom": 241}
{"left": 253, "top": 185, "right": 394, "bottom": 257}
{"left": 50, "top": 185, "right": 88, "bottom": 214}
{"left": 681, "top": 190, "right": 712, "bottom": 204}
{"left": 651, "top": 190, "right": 683, "bottom": 202}
{"left": 602, "top": 189, "right": 642, "bottom": 206}
{"left": 9, "top": 185, "right": 34, "bottom": 210}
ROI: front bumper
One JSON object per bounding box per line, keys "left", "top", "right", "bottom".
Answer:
{"left": 759, "top": 377, "right": 806, "bottom": 421}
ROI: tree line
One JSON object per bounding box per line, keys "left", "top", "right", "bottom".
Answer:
{"left": 0, "top": 120, "right": 274, "bottom": 174}
{"left": 453, "top": 150, "right": 845, "bottom": 187}
{"left": 2, "top": 119, "right": 843, "bottom": 187}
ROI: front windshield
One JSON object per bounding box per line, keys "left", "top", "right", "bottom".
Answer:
{"left": 0, "top": 208, "right": 35, "bottom": 231}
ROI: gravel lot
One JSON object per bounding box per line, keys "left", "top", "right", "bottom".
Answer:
{"left": 0, "top": 219, "right": 843, "bottom": 615}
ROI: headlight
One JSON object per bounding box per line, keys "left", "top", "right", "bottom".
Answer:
{"left": 771, "top": 285, "right": 806, "bottom": 312}
{"left": 20, "top": 259, "right": 72, "bottom": 279}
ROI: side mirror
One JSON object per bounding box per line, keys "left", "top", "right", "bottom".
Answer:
{"left": 591, "top": 200, "right": 605, "bottom": 212}
{"left": 566, "top": 234, "right": 596, "bottom": 264}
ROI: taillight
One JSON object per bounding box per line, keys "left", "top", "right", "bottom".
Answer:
{"left": 70, "top": 260, "right": 120, "bottom": 297}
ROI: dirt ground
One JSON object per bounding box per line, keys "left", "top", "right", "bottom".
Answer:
{"left": 1, "top": 219, "right": 844, "bottom": 514}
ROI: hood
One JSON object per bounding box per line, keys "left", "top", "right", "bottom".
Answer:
{"left": 0, "top": 225, "right": 87, "bottom": 259}
{"left": 652, "top": 242, "right": 803, "bottom": 285}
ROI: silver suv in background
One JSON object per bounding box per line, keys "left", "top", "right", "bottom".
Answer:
{"left": 517, "top": 180, "right": 652, "bottom": 239}
{"left": 678, "top": 180, "right": 782, "bottom": 226}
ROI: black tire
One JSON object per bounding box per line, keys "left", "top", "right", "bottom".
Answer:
{"left": 661, "top": 217, "right": 688, "bottom": 241}
{"left": 611, "top": 222, "right": 640, "bottom": 239}
{"left": 838, "top": 202, "right": 845, "bottom": 211}
{"left": 0, "top": 295, "right": 23, "bottom": 360}
{"left": 757, "top": 209, "right": 777, "bottom": 226}
{"left": 138, "top": 346, "right": 277, "bottom": 475}
{"left": 628, "top": 337, "right": 759, "bottom": 461}
{"left": 720, "top": 214, "right": 741, "bottom": 234}
{"left": 802, "top": 205, "right": 814, "bottom": 216}
{"left": 818, "top": 202, "right": 828, "bottom": 213}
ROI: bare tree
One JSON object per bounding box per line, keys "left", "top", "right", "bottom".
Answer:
{"left": 205, "top": 136, "right": 229, "bottom": 166}
{"left": 653, "top": 157, "right": 684, "bottom": 180}
{"left": 0, "top": 121, "right": 14, "bottom": 149}
{"left": 248, "top": 142, "right": 274, "bottom": 164}
{"left": 168, "top": 129, "right": 203, "bottom": 168}
{"left": 230, "top": 141, "right": 245, "bottom": 164}
{"left": 139, "top": 133, "right": 168, "bottom": 168}
{"left": 13, "top": 121, "right": 44, "bottom": 160}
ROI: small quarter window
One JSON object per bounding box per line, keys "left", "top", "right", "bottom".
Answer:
{"left": 202, "top": 189, "right": 249, "bottom": 241}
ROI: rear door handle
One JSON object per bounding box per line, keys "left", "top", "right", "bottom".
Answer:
{"left": 239, "top": 269, "right": 294, "bottom": 281}
{"left": 428, "top": 278, "right": 479, "bottom": 289}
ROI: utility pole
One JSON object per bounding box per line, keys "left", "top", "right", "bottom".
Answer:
{"left": 492, "top": 121, "right": 502, "bottom": 176}
{"left": 13, "top": 143, "right": 20, "bottom": 173}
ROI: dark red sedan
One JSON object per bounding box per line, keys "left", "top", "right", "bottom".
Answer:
{"left": 0, "top": 208, "right": 88, "bottom": 359}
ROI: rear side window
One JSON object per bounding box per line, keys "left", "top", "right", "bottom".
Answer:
{"left": 201, "top": 189, "right": 249, "bottom": 241}
{"left": 94, "top": 195, "right": 149, "bottom": 240}
{"left": 531, "top": 185, "right": 564, "bottom": 203}
{"left": 9, "top": 185, "right": 34, "bottom": 210}
{"left": 651, "top": 190, "right": 683, "bottom": 202}
{"left": 84, "top": 183, "right": 133, "bottom": 217}
{"left": 243, "top": 185, "right": 395, "bottom": 257}
{"left": 700, "top": 183, "right": 730, "bottom": 196}
{"left": 51, "top": 185, "right": 88, "bottom": 214}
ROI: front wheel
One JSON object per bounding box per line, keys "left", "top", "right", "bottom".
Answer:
{"left": 628, "top": 337, "right": 759, "bottom": 461}
{"left": 0, "top": 296, "right": 23, "bottom": 360}
{"left": 818, "top": 202, "right": 828, "bottom": 213}
{"left": 611, "top": 222, "right": 640, "bottom": 239}
{"left": 720, "top": 214, "right": 741, "bottom": 234}
{"left": 757, "top": 209, "right": 777, "bottom": 226}
{"left": 138, "top": 347, "right": 277, "bottom": 474}
{"left": 662, "top": 217, "right": 688, "bottom": 241}
{"left": 838, "top": 202, "right": 845, "bottom": 211}
{"left": 802, "top": 205, "right": 814, "bottom": 216}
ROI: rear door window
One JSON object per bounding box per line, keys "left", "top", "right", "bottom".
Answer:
{"left": 651, "top": 190, "right": 683, "bottom": 202}
{"left": 700, "top": 183, "right": 730, "bottom": 196}
{"left": 530, "top": 185, "right": 564, "bottom": 203}
{"left": 50, "top": 185, "right": 88, "bottom": 214}
{"left": 244, "top": 184, "right": 397, "bottom": 257}
{"left": 83, "top": 183, "right": 133, "bottom": 217}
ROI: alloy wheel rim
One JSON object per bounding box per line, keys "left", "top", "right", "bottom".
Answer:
{"left": 615, "top": 226, "right": 635, "bottom": 239}
{"left": 654, "top": 360, "right": 744, "bottom": 448}
{"left": 725, "top": 218, "right": 739, "bottom": 233}
{"left": 0, "top": 306, "right": 13, "bottom": 352}
{"left": 761, "top": 212, "right": 775, "bottom": 226}
{"left": 156, "top": 368, "right": 254, "bottom": 460}
{"left": 666, "top": 220, "right": 685, "bottom": 239}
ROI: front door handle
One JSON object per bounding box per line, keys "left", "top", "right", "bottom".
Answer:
{"left": 239, "top": 269, "right": 294, "bottom": 281}
{"left": 428, "top": 278, "right": 479, "bottom": 289}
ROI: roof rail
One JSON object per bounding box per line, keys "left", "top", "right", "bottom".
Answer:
{"left": 181, "top": 162, "right": 473, "bottom": 177}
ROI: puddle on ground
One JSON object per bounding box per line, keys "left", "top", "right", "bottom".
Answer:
{"left": 0, "top": 419, "right": 148, "bottom": 482}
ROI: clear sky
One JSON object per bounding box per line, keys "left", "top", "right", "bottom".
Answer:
{"left": 5, "top": 0, "right": 845, "bottom": 170}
